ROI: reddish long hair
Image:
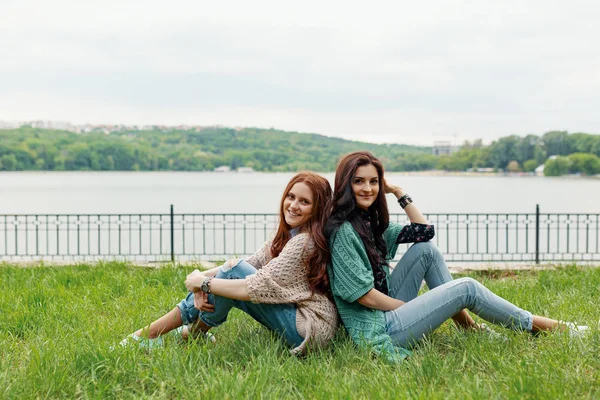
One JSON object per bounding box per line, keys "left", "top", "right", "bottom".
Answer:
{"left": 271, "top": 172, "right": 332, "bottom": 295}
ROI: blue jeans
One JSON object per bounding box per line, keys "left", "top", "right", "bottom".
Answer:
{"left": 384, "top": 242, "right": 533, "bottom": 348}
{"left": 177, "top": 260, "right": 304, "bottom": 347}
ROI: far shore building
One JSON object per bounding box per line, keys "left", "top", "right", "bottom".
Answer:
{"left": 0, "top": 121, "right": 22, "bottom": 129}
{"left": 535, "top": 164, "right": 545, "bottom": 176}
{"left": 432, "top": 141, "right": 452, "bottom": 156}
{"left": 214, "top": 165, "right": 232, "bottom": 172}
{"left": 466, "top": 167, "right": 495, "bottom": 173}
{"left": 535, "top": 155, "right": 558, "bottom": 176}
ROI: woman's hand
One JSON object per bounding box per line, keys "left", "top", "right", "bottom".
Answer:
{"left": 185, "top": 269, "right": 206, "bottom": 292}
{"left": 384, "top": 180, "right": 405, "bottom": 198}
{"left": 194, "top": 291, "right": 215, "bottom": 312}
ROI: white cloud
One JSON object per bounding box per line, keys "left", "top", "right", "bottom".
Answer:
{"left": 1, "top": 0, "right": 600, "bottom": 144}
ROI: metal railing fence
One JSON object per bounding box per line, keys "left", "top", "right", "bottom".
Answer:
{"left": 1, "top": 205, "right": 599, "bottom": 263}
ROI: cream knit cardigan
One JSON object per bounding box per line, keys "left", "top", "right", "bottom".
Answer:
{"left": 244, "top": 232, "right": 339, "bottom": 355}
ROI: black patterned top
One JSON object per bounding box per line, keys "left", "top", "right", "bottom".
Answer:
{"left": 396, "top": 223, "right": 435, "bottom": 244}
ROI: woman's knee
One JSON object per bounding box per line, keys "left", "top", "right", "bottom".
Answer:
{"left": 440, "top": 277, "right": 480, "bottom": 309}
{"left": 452, "top": 277, "right": 485, "bottom": 299}
{"left": 454, "top": 277, "right": 478, "bottom": 288}
{"left": 409, "top": 241, "right": 442, "bottom": 259}
{"left": 216, "top": 259, "right": 256, "bottom": 279}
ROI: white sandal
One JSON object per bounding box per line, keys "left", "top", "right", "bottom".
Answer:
{"left": 118, "top": 333, "right": 164, "bottom": 349}
{"left": 478, "top": 323, "right": 507, "bottom": 341}
{"left": 559, "top": 321, "right": 590, "bottom": 338}
{"left": 175, "top": 325, "right": 216, "bottom": 343}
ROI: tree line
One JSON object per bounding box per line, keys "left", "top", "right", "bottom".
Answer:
{"left": 0, "top": 127, "right": 599, "bottom": 176}
{"left": 0, "top": 127, "right": 426, "bottom": 173}
{"left": 434, "top": 132, "right": 600, "bottom": 176}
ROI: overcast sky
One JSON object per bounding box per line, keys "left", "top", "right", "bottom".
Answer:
{"left": 1, "top": 0, "right": 599, "bottom": 145}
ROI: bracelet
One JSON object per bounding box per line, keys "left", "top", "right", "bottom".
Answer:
{"left": 398, "top": 194, "right": 413, "bottom": 209}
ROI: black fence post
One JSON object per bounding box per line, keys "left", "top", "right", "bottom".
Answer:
{"left": 170, "top": 204, "right": 175, "bottom": 263}
{"left": 535, "top": 204, "right": 540, "bottom": 265}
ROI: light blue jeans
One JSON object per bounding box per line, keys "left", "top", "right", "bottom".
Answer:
{"left": 177, "top": 260, "right": 304, "bottom": 347}
{"left": 385, "top": 242, "right": 533, "bottom": 348}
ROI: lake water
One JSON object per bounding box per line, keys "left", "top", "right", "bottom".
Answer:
{"left": 0, "top": 171, "right": 599, "bottom": 215}
{"left": 2, "top": 172, "right": 599, "bottom": 262}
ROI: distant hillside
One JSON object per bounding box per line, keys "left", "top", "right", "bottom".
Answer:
{"left": 0, "top": 126, "right": 431, "bottom": 172}
{"left": 2, "top": 126, "right": 599, "bottom": 175}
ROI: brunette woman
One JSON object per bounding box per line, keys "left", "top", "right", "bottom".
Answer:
{"left": 325, "top": 151, "right": 589, "bottom": 363}
{"left": 122, "top": 172, "right": 338, "bottom": 355}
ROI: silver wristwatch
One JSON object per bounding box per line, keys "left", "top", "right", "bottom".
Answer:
{"left": 200, "top": 276, "right": 213, "bottom": 294}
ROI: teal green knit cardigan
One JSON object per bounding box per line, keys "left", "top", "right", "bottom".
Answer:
{"left": 327, "top": 221, "right": 412, "bottom": 364}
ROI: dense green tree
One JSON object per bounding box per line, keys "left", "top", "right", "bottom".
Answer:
{"left": 388, "top": 154, "right": 437, "bottom": 171}
{"left": 590, "top": 136, "right": 600, "bottom": 157}
{"left": 64, "top": 143, "right": 91, "bottom": 170}
{"left": 488, "top": 135, "right": 519, "bottom": 169}
{"left": 568, "top": 153, "right": 600, "bottom": 175}
{"left": 567, "top": 133, "right": 595, "bottom": 154}
{"left": 518, "top": 135, "right": 546, "bottom": 164}
{"left": 523, "top": 159, "right": 538, "bottom": 172}
{"left": 1, "top": 154, "right": 18, "bottom": 171}
{"left": 544, "top": 156, "right": 570, "bottom": 176}
{"left": 542, "top": 131, "right": 571, "bottom": 156}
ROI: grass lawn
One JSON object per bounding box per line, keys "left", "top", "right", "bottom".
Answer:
{"left": 1, "top": 262, "right": 599, "bottom": 399}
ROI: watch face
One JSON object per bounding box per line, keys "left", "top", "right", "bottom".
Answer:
{"left": 201, "top": 278, "right": 211, "bottom": 293}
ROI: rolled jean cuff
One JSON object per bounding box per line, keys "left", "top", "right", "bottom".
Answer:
{"left": 177, "top": 292, "right": 199, "bottom": 326}
{"left": 523, "top": 311, "right": 534, "bottom": 332}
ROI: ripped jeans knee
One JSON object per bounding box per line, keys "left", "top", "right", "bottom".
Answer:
{"left": 216, "top": 259, "right": 257, "bottom": 279}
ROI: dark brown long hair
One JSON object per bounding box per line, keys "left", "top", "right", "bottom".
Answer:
{"left": 324, "top": 151, "right": 389, "bottom": 270}
{"left": 271, "top": 172, "right": 332, "bottom": 295}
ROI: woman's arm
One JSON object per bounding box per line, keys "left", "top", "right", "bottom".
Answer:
{"left": 185, "top": 270, "right": 251, "bottom": 301}
{"left": 200, "top": 266, "right": 221, "bottom": 277}
{"left": 209, "top": 278, "right": 250, "bottom": 300}
{"left": 357, "top": 288, "right": 405, "bottom": 311}
{"left": 384, "top": 180, "right": 428, "bottom": 224}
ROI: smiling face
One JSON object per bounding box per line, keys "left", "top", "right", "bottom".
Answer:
{"left": 352, "top": 164, "right": 380, "bottom": 210}
{"left": 282, "top": 182, "right": 315, "bottom": 229}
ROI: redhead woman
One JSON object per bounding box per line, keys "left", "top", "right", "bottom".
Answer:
{"left": 121, "top": 172, "right": 338, "bottom": 355}
{"left": 325, "top": 151, "right": 589, "bottom": 363}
